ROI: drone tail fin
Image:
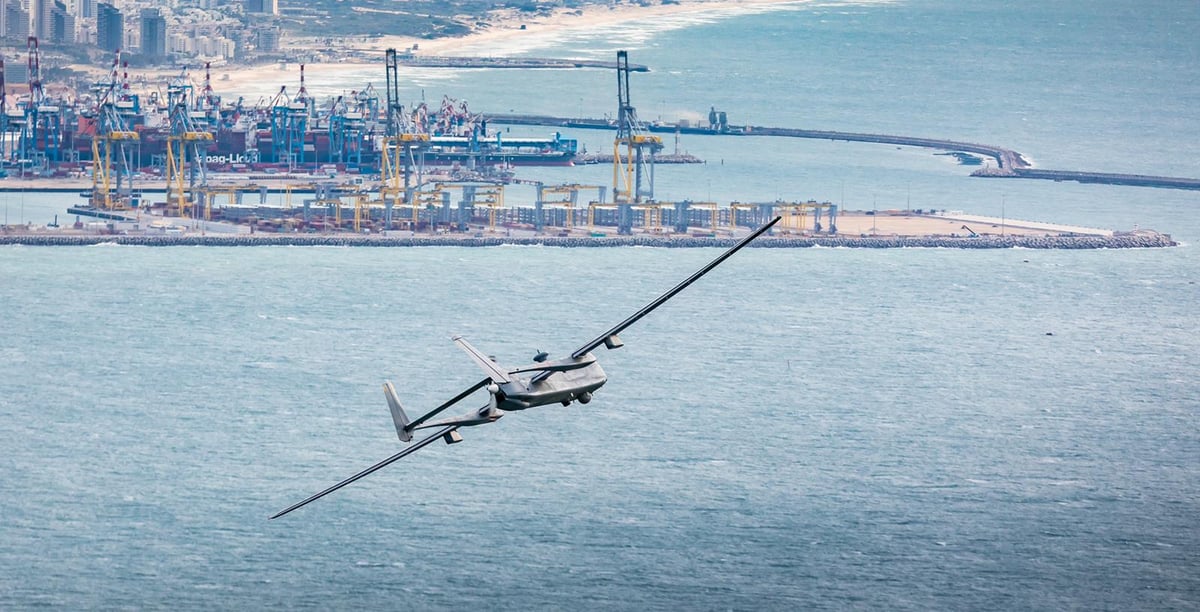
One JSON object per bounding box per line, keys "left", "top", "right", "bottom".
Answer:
{"left": 383, "top": 381, "right": 413, "bottom": 442}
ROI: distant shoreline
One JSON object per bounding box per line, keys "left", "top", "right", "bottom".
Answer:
{"left": 0, "top": 233, "right": 1175, "bottom": 249}
{"left": 127, "top": 0, "right": 819, "bottom": 97}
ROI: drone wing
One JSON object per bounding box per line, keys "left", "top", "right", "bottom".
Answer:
{"left": 452, "top": 335, "right": 513, "bottom": 383}
{"left": 570, "top": 215, "right": 780, "bottom": 359}
{"left": 270, "top": 425, "right": 459, "bottom": 520}
{"left": 273, "top": 375, "right": 493, "bottom": 518}
{"left": 397, "top": 377, "right": 491, "bottom": 434}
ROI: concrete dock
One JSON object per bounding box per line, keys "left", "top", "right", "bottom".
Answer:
{"left": 486, "top": 114, "right": 1200, "bottom": 191}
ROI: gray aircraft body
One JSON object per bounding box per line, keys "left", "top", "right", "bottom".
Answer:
{"left": 272, "top": 216, "right": 780, "bottom": 519}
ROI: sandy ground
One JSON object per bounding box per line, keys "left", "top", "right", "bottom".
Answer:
{"left": 101, "top": 0, "right": 820, "bottom": 96}
{"left": 363, "top": 0, "right": 814, "bottom": 56}
{"left": 0, "top": 176, "right": 1113, "bottom": 237}
{"left": 811, "top": 212, "right": 1111, "bottom": 238}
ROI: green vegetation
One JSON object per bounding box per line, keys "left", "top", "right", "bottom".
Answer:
{"left": 277, "top": 0, "right": 593, "bottom": 39}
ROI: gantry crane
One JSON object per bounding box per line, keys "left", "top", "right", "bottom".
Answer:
{"left": 775, "top": 200, "right": 838, "bottom": 234}
{"left": 198, "top": 62, "right": 222, "bottom": 128}
{"left": 90, "top": 49, "right": 140, "bottom": 210}
{"left": 17, "top": 37, "right": 67, "bottom": 170}
{"left": 164, "top": 76, "right": 213, "bottom": 218}
{"left": 0, "top": 58, "right": 23, "bottom": 163}
{"left": 416, "top": 181, "right": 505, "bottom": 232}
{"left": 272, "top": 64, "right": 311, "bottom": 170}
{"left": 612, "top": 50, "right": 662, "bottom": 234}
{"left": 534, "top": 183, "right": 606, "bottom": 232}
{"left": 328, "top": 94, "right": 367, "bottom": 166}
{"left": 380, "top": 48, "right": 430, "bottom": 229}
{"left": 681, "top": 201, "right": 721, "bottom": 233}
{"left": 0, "top": 59, "right": 7, "bottom": 161}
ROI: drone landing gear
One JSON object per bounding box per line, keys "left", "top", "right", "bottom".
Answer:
{"left": 443, "top": 430, "right": 463, "bottom": 445}
{"left": 561, "top": 391, "right": 593, "bottom": 407}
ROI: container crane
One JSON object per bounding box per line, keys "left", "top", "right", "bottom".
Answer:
{"left": 90, "top": 49, "right": 140, "bottom": 211}
{"left": 612, "top": 50, "right": 662, "bottom": 234}
{"left": 165, "top": 74, "right": 213, "bottom": 218}
{"left": 199, "top": 62, "right": 222, "bottom": 127}
{"left": 18, "top": 37, "right": 66, "bottom": 170}
{"left": 328, "top": 94, "right": 366, "bottom": 166}
{"left": 270, "top": 65, "right": 311, "bottom": 170}
{"left": 0, "top": 59, "right": 10, "bottom": 162}
{"left": 535, "top": 183, "right": 606, "bottom": 232}
{"left": 380, "top": 48, "right": 430, "bottom": 229}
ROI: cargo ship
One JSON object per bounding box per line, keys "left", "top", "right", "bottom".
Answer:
{"left": 60, "top": 100, "right": 577, "bottom": 173}
{"left": 2, "top": 57, "right": 577, "bottom": 178}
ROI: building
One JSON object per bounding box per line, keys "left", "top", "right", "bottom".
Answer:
{"left": 4, "top": 58, "right": 28, "bottom": 84}
{"left": 257, "top": 26, "right": 279, "bottom": 52}
{"left": 140, "top": 7, "right": 166, "bottom": 59}
{"left": 244, "top": 0, "right": 278, "bottom": 16}
{"left": 96, "top": 2, "right": 121, "bottom": 52}
{"left": 78, "top": 0, "right": 97, "bottom": 20}
{"left": 48, "top": 0, "right": 74, "bottom": 44}
{"left": 30, "top": 0, "right": 50, "bottom": 39}
{"left": 24, "top": 0, "right": 72, "bottom": 43}
{"left": 3, "top": 1, "right": 29, "bottom": 42}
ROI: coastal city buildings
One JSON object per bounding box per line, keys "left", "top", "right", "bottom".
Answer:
{"left": 95, "top": 2, "right": 121, "bottom": 52}
{"left": 1, "top": 0, "right": 275, "bottom": 66}
{"left": 243, "top": 0, "right": 278, "bottom": 15}
{"left": 138, "top": 7, "right": 165, "bottom": 58}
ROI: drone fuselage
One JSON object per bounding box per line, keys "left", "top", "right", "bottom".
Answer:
{"left": 497, "top": 355, "right": 607, "bottom": 410}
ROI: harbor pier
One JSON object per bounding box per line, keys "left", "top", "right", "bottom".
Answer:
{"left": 486, "top": 114, "right": 1200, "bottom": 191}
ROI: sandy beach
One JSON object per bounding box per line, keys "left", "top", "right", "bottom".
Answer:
{"left": 115, "top": 0, "right": 821, "bottom": 98}
{"left": 364, "top": 0, "right": 812, "bottom": 57}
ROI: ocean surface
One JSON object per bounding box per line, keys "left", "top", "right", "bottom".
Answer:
{"left": 2, "top": 0, "right": 1198, "bottom": 608}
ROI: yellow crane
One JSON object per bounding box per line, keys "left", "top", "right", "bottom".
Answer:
{"left": 89, "top": 51, "right": 140, "bottom": 211}
{"left": 381, "top": 49, "right": 431, "bottom": 230}
{"left": 776, "top": 200, "right": 838, "bottom": 234}
{"left": 163, "top": 78, "right": 213, "bottom": 218}
{"left": 612, "top": 51, "right": 662, "bottom": 212}
{"left": 91, "top": 125, "right": 138, "bottom": 211}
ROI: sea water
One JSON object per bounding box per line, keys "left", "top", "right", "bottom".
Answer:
{"left": 2, "top": 0, "right": 1198, "bottom": 608}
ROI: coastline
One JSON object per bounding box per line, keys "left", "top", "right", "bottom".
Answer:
{"left": 136, "top": 0, "right": 822, "bottom": 96}
{"left": 364, "top": 0, "right": 817, "bottom": 57}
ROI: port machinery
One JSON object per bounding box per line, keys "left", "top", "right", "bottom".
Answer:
{"left": 611, "top": 50, "right": 663, "bottom": 231}
{"left": 380, "top": 47, "right": 431, "bottom": 228}
{"left": 88, "top": 49, "right": 141, "bottom": 211}
{"left": 772, "top": 201, "right": 839, "bottom": 234}
{"left": 0, "top": 37, "right": 71, "bottom": 171}
{"left": 553, "top": 199, "right": 837, "bottom": 236}
{"left": 164, "top": 71, "right": 214, "bottom": 218}
{"left": 534, "top": 183, "right": 606, "bottom": 232}
{"left": 521, "top": 51, "right": 661, "bottom": 236}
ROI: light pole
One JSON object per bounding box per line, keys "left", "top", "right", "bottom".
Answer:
{"left": 1001, "top": 194, "right": 1006, "bottom": 236}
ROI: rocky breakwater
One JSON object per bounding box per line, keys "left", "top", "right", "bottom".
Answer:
{"left": 0, "top": 232, "right": 1176, "bottom": 249}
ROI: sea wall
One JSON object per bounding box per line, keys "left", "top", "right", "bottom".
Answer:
{"left": 0, "top": 233, "right": 1176, "bottom": 249}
